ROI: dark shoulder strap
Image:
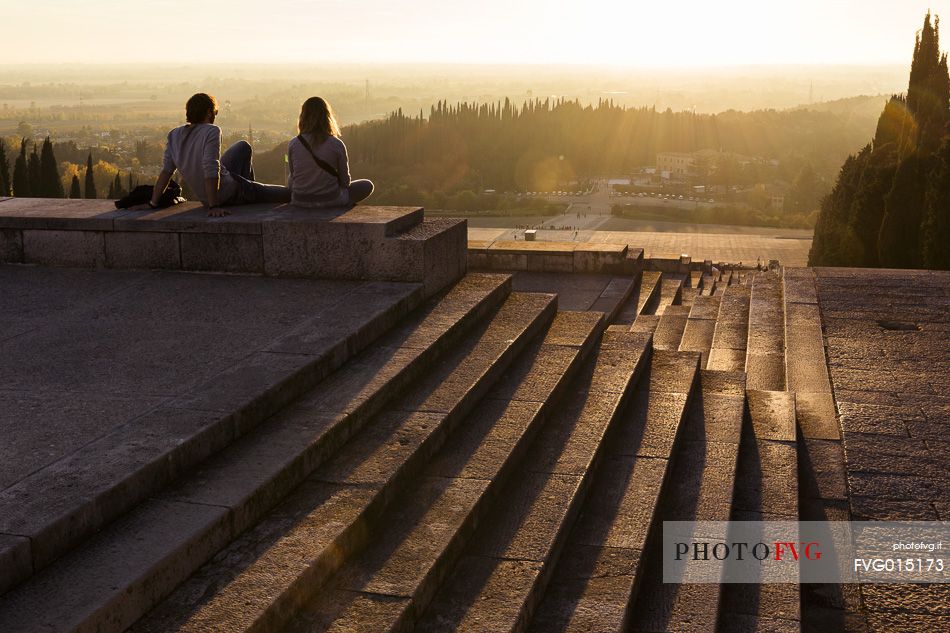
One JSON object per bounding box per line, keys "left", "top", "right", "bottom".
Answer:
{"left": 296, "top": 134, "right": 341, "bottom": 182}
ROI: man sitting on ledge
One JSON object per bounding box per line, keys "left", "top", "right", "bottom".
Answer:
{"left": 148, "top": 93, "right": 291, "bottom": 217}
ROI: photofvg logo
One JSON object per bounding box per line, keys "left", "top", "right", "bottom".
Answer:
{"left": 674, "top": 540, "right": 822, "bottom": 562}
{"left": 662, "top": 521, "right": 950, "bottom": 584}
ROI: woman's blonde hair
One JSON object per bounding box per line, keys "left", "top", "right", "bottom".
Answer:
{"left": 298, "top": 97, "right": 340, "bottom": 141}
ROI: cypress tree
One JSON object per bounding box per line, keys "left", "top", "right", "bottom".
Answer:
{"left": 69, "top": 174, "right": 81, "bottom": 199}
{"left": 877, "top": 153, "right": 928, "bottom": 268}
{"left": 39, "top": 136, "right": 64, "bottom": 198}
{"left": 27, "top": 143, "right": 41, "bottom": 198}
{"left": 0, "top": 138, "right": 10, "bottom": 197}
{"left": 811, "top": 12, "right": 949, "bottom": 269}
{"left": 107, "top": 177, "right": 115, "bottom": 199}
{"left": 84, "top": 153, "right": 97, "bottom": 199}
{"left": 921, "top": 137, "right": 950, "bottom": 269}
{"left": 12, "top": 139, "right": 30, "bottom": 197}
{"left": 112, "top": 173, "right": 124, "bottom": 198}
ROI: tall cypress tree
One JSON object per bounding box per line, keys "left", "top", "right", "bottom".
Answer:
{"left": 39, "top": 136, "right": 64, "bottom": 198}
{"left": 84, "top": 153, "right": 97, "bottom": 199}
{"left": 12, "top": 139, "right": 30, "bottom": 197}
{"left": 0, "top": 138, "right": 11, "bottom": 197}
{"left": 27, "top": 143, "right": 41, "bottom": 198}
{"left": 811, "top": 12, "right": 950, "bottom": 270}
{"left": 921, "top": 137, "right": 950, "bottom": 269}
{"left": 69, "top": 174, "right": 82, "bottom": 199}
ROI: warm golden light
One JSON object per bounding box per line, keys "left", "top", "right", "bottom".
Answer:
{"left": 3, "top": 1, "right": 948, "bottom": 65}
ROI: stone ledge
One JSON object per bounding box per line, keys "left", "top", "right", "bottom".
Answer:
{"left": 0, "top": 200, "right": 460, "bottom": 297}
{"left": 468, "top": 239, "right": 639, "bottom": 275}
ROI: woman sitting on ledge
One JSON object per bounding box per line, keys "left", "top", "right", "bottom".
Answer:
{"left": 288, "top": 97, "right": 373, "bottom": 209}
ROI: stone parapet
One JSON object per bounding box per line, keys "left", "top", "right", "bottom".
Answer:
{"left": 0, "top": 198, "right": 463, "bottom": 297}
{"left": 469, "top": 239, "right": 641, "bottom": 275}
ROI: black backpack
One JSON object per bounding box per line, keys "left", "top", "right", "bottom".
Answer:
{"left": 114, "top": 180, "right": 187, "bottom": 209}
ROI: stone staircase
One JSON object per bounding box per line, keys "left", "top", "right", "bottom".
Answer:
{"left": 0, "top": 199, "right": 819, "bottom": 633}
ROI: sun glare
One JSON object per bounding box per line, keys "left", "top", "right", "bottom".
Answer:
{"left": 2, "top": 0, "right": 947, "bottom": 65}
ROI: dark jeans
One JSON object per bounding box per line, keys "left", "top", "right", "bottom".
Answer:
{"left": 346, "top": 179, "right": 374, "bottom": 205}
{"left": 220, "top": 141, "right": 291, "bottom": 205}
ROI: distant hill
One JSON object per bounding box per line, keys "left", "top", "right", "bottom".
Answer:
{"left": 790, "top": 94, "right": 891, "bottom": 121}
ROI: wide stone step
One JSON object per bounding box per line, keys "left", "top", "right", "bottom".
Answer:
{"left": 416, "top": 331, "right": 653, "bottom": 632}
{"left": 679, "top": 285, "right": 700, "bottom": 308}
{"left": 528, "top": 349, "right": 701, "bottom": 633}
{"left": 126, "top": 291, "right": 556, "bottom": 633}
{"left": 679, "top": 295, "right": 722, "bottom": 368}
{"left": 707, "top": 284, "right": 751, "bottom": 372}
{"left": 719, "top": 390, "right": 801, "bottom": 631}
{"left": 627, "top": 369, "right": 746, "bottom": 633}
{"left": 653, "top": 304, "right": 691, "bottom": 351}
{"left": 283, "top": 311, "right": 605, "bottom": 632}
{"left": 0, "top": 275, "right": 427, "bottom": 596}
{"left": 654, "top": 276, "right": 684, "bottom": 316}
{"left": 613, "top": 270, "right": 662, "bottom": 326}
{"left": 746, "top": 271, "right": 786, "bottom": 391}
{"left": 0, "top": 273, "right": 515, "bottom": 632}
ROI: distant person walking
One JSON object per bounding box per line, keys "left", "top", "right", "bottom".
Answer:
{"left": 288, "top": 97, "right": 373, "bottom": 208}
{"left": 149, "top": 93, "right": 290, "bottom": 217}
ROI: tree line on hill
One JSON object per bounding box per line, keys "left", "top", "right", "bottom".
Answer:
{"left": 809, "top": 12, "right": 950, "bottom": 270}
{"left": 0, "top": 138, "right": 138, "bottom": 200}
{"left": 246, "top": 94, "right": 871, "bottom": 213}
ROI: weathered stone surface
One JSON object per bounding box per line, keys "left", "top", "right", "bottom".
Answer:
{"left": 22, "top": 229, "right": 106, "bottom": 267}
{"left": 636, "top": 270, "right": 663, "bottom": 314}
{"left": 332, "top": 476, "right": 487, "bottom": 598}
{"left": 529, "top": 568, "right": 637, "bottom": 633}
{"left": 679, "top": 318, "right": 716, "bottom": 365}
{"left": 0, "top": 406, "right": 224, "bottom": 570}
{"left": 799, "top": 439, "right": 849, "bottom": 501}
{"left": 653, "top": 305, "right": 690, "bottom": 350}
{"left": 539, "top": 310, "right": 604, "bottom": 348}
{"left": 746, "top": 352, "right": 786, "bottom": 391}
{"left": 796, "top": 391, "right": 841, "bottom": 440}
{"left": 733, "top": 440, "right": 798, "bottom": 516}
{"left": 0, "top": 197, "right": 119, "bottom": 230}
{"left": 707, "top": 347, "right": 747, "bottom": 372}
{"left": 0, "top": 499, "right": 230, "bottom": 633}
{"left": 655, "top": 277, "right": 683, "bottom": 315}
{"left": 589, "top": 276, "right": 636, "bottom": 320}
{"left": 417, "top": 556, "right": 543, "bottom": 632}
{"left": 632, "top": 313, "right": 661, "bottom": 333}
{"left": 681, "top": 392, "right": 745, "bottom": 444}
{"left": 425, "top": 399, "right": 544, "bottom": 480}
{"left": 570, "top": 456, "right": 667, "bottom": 550}
{"left": 133, "top": 480, "right": 376, "bottom": 633}
{"left": 471, "top": 470, "right": 582, "bottom": 561}
{"left": 0, "top": 228, "right": 22, "bottom": 262}
{"left": 297, "top": 590, "right": 410, "bottom": 633}
{"left": 0, "top": 534, "right": 31, "bottom": 596}
{"left": 104, "top": 231, "right": 181, "bottom": 269}
{"left": 616, "top": 392, "right": 691, "bottom": 459}
{"left": 180, "top": 232, "right": 264, "bottom": 273}
{"left": 747, "top": 390, "right": 796, "bottom": 442}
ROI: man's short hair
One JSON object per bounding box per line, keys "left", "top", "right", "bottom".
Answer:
{"left": 186, "top": 93, "right": 217, "bottom": 124}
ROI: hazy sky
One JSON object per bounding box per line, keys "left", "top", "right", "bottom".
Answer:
{"left": 6, "top": 1, "right": 948, "bottom": 66}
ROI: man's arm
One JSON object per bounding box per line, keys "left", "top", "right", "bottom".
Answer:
{"left": 148, "top": 170, "right": 174, "bottom": 208}
{"left": 203, "top": 126, "right": 229, "bottom": 217}
{"left": 205, "top": 175, "right": 228, "bottom": 216}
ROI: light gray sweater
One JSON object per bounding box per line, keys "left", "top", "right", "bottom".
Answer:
{"left": 287, "top": 134, "right": 351, "bottom": 207}
{"left": 161, "top": 123, "right": 237, "bottom": 204}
